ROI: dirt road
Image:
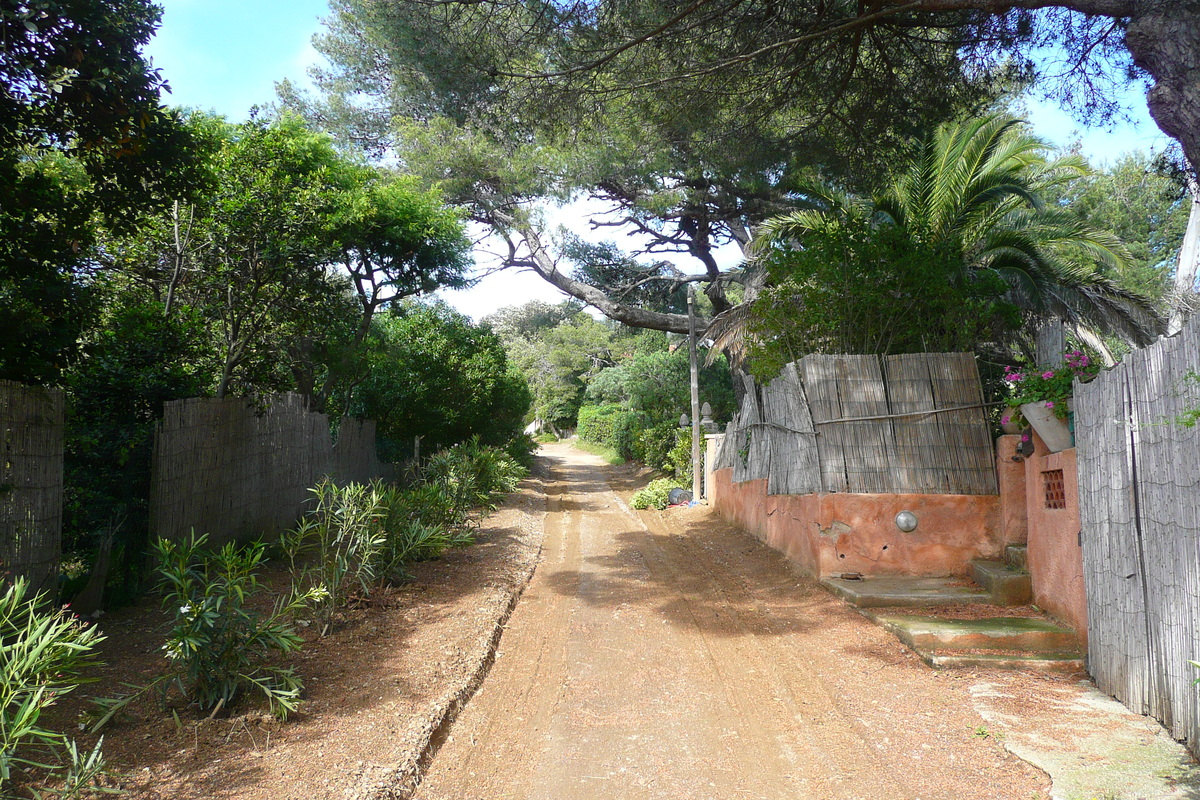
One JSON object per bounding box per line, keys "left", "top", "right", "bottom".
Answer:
{"left": 414, "top": 443, "right": 1049, "bottom": 800}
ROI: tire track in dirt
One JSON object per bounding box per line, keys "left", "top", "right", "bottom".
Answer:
{"left": 412, "top": 444, "right": 1048, "bottom": 800}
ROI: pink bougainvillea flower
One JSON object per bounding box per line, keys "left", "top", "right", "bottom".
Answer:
{"left": 1045, "top": 401, "right": 1055, "bottom": 408}
{"left": 1042, "top": 370, "right": 1055, "bottom": 379}
{"left": 1021, "top": 433, "right": 1031, "bottom": 442}
{"left": 1001, "top": 415, "right": 1011, "bottom": 425}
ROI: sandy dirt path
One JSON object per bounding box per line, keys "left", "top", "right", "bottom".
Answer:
{"left": 413, "top": 443, "right": 1050, "bottom": 800}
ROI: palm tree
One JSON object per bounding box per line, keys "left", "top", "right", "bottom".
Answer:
{"left": 714, "top": 114, "right": 1163, "bottom": 364}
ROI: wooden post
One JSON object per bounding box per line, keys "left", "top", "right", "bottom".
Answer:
{"left": 688, "top": 286, "right": 701, "bottom": 501}
{"left": 1036, "top": 319, "right": 1065, "bottom": 368}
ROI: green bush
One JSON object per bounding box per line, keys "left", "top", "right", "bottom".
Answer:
{"left": 667, "top": 428, "right": 694, "bottom": 483}
{"left": 577, "top": 404, "right": 642, "bottom": 461}
{"left": 424, "top": 437, "right": 528, "bottom": 517}
{"left": 283, "top": 480, "right": 389, "bottom": 635}
{"left": 637, "top": 423, "right": 677, "bottom": 472}
{"left": 94, "top": 534, "right": 325, "bottom": 728}
{"left": 282, "top": 439, "right": 528, "bottom": 633}
{"left": 504, "top": 433, "right": 539, "bottom": 472}
{"left": 577, "top": 404, "right": 618, "bottom": 447}
{"left": 630, "top": 478, "right": 687, "bottom": 510}
{"left": 0, "top": 578, "right": 106, "bottom": 793}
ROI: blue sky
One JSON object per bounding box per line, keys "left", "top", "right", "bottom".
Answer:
{"left": 143, "top": 0, "right": 330, "bottom": 119}
{"left": 140, "top": 1, "right": 1174, "bottom": 318}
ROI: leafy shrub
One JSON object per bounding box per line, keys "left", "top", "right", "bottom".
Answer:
{"left": 577, "top": 404, "right": 619, "bottom": 447}
{"left": 633, "top": 423, "right": 678, "bottom": 473}
{"left": 667, "top": 428, "right": 694, "bottom": 483}
{"left": 424, "top": 437, "right": 527, "bottom": 517}
{"left": 630, "top": 478, "right": 687, "bottom": 510}
{"left": 504, "top": 433, "right": 539, "bottom": 471}
{"left": 282, "top": 480, "right": 389, "bottom": 635}
{"left": 94, "top": 534, "right": 324, "bottom": 728}
{"left": 0, "top": 578, "right": 105, "bottom": 793}
{"left": 282, "top": 439, "right": 527, "bottom": 631}
{"left": 577, "top": 404, "right": 642, "bottom": 461}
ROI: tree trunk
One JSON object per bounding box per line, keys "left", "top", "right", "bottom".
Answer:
{"left": 1167, "top": 177, "right": 1200, "bottom": 335}
{"left": 1125, "top": 1, "right": 1200, "bottom": 172}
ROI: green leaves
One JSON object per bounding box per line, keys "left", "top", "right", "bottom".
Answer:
{"left": 0, "top": 578, "right": 105, "bottom": 792}
{"left": 747, "top": 112, "right": 1163, "bottom": 372}
{"left": 350, "top": 301, "right": 532, "bottom": 456}
{"left": 92, "top": 534, "right": 320, "bottom": 724}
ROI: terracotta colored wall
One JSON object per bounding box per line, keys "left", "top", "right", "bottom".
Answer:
{"left": 711, "top": 469, "right": 1001, "bottom": 579}
{"left": 1023, "top": 435, "right": 1088, "bottom": 640}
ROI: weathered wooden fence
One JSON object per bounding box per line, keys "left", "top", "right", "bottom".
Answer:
{"left": 149, "top": 394, "right": 389, "bottom": 546}
{"left": 718, "top": 353, "right": 997, "bottom": 495}
{"left": 1076, "top": 315, "right": 1200, "bottom": 753}
{"left": 0, "top": 381, "right": 64, "bottom": 594}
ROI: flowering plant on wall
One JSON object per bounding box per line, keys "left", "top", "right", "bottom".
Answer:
{"left": 1002, "top": 350, "right": 1101, "bottom": 428}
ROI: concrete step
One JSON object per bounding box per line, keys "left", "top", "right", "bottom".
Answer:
{"left": 868, "top": 613, "right": 1082, "bottom": 654}
{"left": 971, "top": 559, "right": 1032, "bottom": 606}
{"left": 921, "top": 651, "right": 1086, "bottom": 675}
{"left": 1004, "top": 544, "right": 1028, "bottom": 570}
{"left": 821, "top": 576, "right": 990, "bottom": 609}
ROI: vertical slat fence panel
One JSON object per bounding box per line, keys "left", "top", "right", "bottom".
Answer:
{"left": 0, "top": 381, "right": 64, "bottom": 594}
{"left": 800, "top": 356, "right": 852, "bottom": 492}
{"left": 733, "top": 375, "right": 765, "bottom": 483}
{"left": 1078, "top": 314, "right": 1200, "bottom": 754}
{"left": 150, "top": 395, "right": 390, "bottom": 547}
{"left": 763, "top": 364, "right": 822, "bottom": 495}
{"left": 928, "top": 353, "right": 998, "bottom": 495}
{"left": 884, "top": 354, "right": 947, "bottom": 493}
{"left": 1078, "top": 361, "right": 1152, "bottom": 714}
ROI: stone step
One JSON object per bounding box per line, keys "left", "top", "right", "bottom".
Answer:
{"left": 920, "top": 651, "right": 1086, "bottom": 675}
{"left": 971, "top": 559, "right": 1032, "bottom": 606}
{"left": 1004, "top": 544, "right": 1028, "bottom": 570}
{"left": 821, "top": 576, "right": 990, "bottom": 609}
{"left": 868, "top": 613, "right": 1082, "bottom": 654}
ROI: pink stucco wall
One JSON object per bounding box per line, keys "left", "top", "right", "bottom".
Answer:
{"left": 710, "top": 469, "right": 1002, "bottom": 579}
{"left": 1021, "top": 434, "right": 1088, "bottom": 640}
{"left": 709, "top": 433, "right": 1087, "bottom": 638}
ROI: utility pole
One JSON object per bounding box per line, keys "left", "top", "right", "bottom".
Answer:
{"left": 688, "top": 285, "right": 701, "bottom": 501}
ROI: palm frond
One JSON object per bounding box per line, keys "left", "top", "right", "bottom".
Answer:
{"left": 703, "top": 303, "right": 755, "bottom": 365}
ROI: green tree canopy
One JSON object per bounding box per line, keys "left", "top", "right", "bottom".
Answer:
{"left": 277, "top": 0, "right": 1015, "bottom": 336}
{"left": 103, "top": 113, "right": 470, "bottom": 402}
{"left": 738, "top": 114, "right": 1162, "bottom": 375}
{"left": 351, "top": 302, "right": 532, "bottom": 456}
{"left": 1, "top": 0, "right": 205, "bottom": 382}
{"left": 1047, "top": 149, "right": 1191, "bottom": 302}
{"left": 485, "top": 302, "right": 618, "bottom": 431}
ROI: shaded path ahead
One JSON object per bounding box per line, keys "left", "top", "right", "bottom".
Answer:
{"left": 414, "top": 443, "right": 1048, "bottom": 800}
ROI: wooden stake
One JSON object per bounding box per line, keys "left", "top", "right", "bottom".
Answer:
{"left": 688, "top": 286, "right": 702, "bottom": 501}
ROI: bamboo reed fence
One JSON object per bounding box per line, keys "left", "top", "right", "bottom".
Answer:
{"left": 149, "top": 394, "right": 390, "bottom": 546}
{"left": 0, "top": 381, "right": 64, "bottom": 594}
{"left": 718, "top": 352, "right": 997, "bottom": 495}
{"left": 1076, "top": 314, "right": 1200, "bottom": 754}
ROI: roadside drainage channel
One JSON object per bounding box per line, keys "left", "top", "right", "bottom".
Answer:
{"left": 368, "top": 477, "right": 549, "bottom": 800}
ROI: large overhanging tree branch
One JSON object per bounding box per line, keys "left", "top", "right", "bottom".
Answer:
{"left": 288, "top": 0, "right": 1071, "bottom": 337}
{"left": 487, "top": 206, "right": 699, "bottom": 333}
